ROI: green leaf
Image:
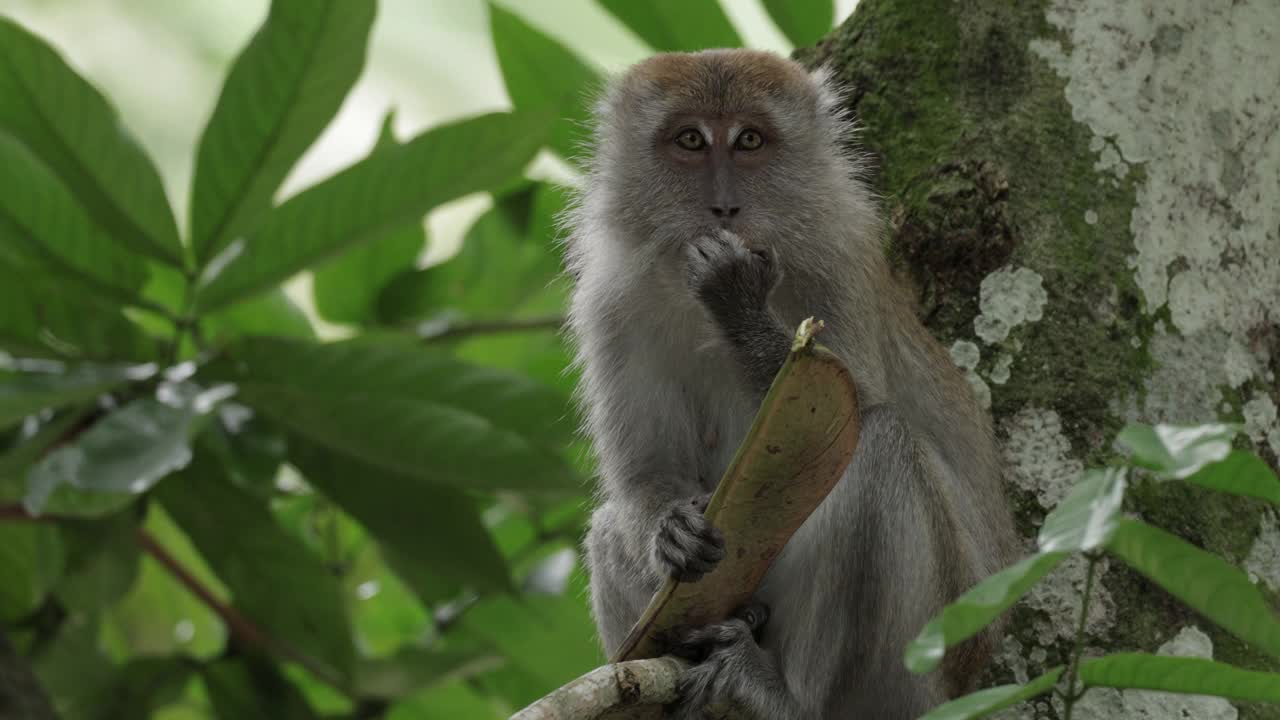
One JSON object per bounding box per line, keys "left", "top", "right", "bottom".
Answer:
{"left": 386, "top": 682, "right": 504, "bottom": 720}
{"left": 0, "top": 406, "right": 92, "bottom": 495}
{"left": 1106, "top": 518, "right": 1280, "bottom": 661}
{"left": 313, "top": 113, "right": 425, "bottom": 325}
{"left": 763, "top": 0, "right": 834, "bottom": 48}
{"left": 190, "top": 0, "right": 377, "bottom": 264}
{"left": 905, "top": 552, "right": 1067, "bottom": 674}
{"left": 919, "top": 667, "right": 1064, "bottom": 720}
{"left": 1079, "top": 653, "right": 1280, "bottom": 703}
{"left": 0, "top": 521, "right": 64, "bottom": 620}
{"left": 1169, "top": 450, "right": 1280, "bottom": 505}
{"left": 1038, "top": 467, "right": 1126, "bottom": 553}
{"left": 489, "top": 5, "right": 596, "bottom": 161}
{"left": 458, "top": 567, "right": 600, "bottom": 699}
{"left": 202, "top": 289, "right": 316, "bottom": 343}
{"left": 0, "top": 360, "right": 154, "bottom": 431}
{"left": 103, "top": 505, "right": 226, "bottom": 659}
{"left": 23, "top": 384, "right": 224, "bottom": 517}
{"left": 158, "top": 454, "right": 355, "bottom": 683}
{"left": 0, "top": 260, "right": 156, "bottom": 361}
{"left": 84, "top": 657, "right": 196, "bottom": 720}
{"left": 0, "top": 133, "right": 148, "bottom": 304}
{"left": 203, "top": 657, "right": 319, "bottom": 720}
{"left": 597, "top": 0, "right": 742, "bottom": 51}
{"left": 289, "top": 437, "right": 512, "bottom": 599}
{"left": 355, "top": 643, "right": 504, "bottom": 700}
{"left": 375, "top": 182, "right": 564, "bottom": 326}
{"left": 1116, "top": 422, "right": 1237, "bottom": 479}
{"left": 223, "top": 336, "right": 577, "bottom": 490}
{"left": 54, "top": 512, "right": 142, "bottom": 612}
{"left": 196, "top": 111, "right": 547, "bottom": 311}
{"left": 0, "top": 18, "right": 182, "bottom": 265}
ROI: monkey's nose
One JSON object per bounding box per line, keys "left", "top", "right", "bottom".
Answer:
{"left": 709, "top": 205, "right": 741, "bottom": 218}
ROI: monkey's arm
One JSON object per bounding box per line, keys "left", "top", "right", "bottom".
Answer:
{"left": 687, "top": 231, "right": 793, "bottom": 396}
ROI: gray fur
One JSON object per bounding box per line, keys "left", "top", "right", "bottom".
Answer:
{"left": 564, "top": 49, "right": 1018, "bottom": 719}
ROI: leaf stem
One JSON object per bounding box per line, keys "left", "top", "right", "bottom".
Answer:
{"left": 1061, "top": 553, "right": 1100, "bottom": 720}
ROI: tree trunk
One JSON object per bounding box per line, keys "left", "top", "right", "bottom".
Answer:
{"left": 797, "top": 0, "right": 1280, "bottom": 718}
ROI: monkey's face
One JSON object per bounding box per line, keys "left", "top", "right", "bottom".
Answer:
{"left": 592, "top": 49, "right": 849, "bottom": 257}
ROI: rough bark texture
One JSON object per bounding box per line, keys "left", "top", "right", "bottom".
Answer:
{"left": 798, "top": 1, "right": 1280, "bottom": 718}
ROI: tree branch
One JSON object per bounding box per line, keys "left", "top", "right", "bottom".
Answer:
{"left": 134, "top": 530, "right": 350, "bottom": 695}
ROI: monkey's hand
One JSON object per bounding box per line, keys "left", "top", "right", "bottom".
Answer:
{"left": 685, "top": 229, "right": 781, "bottom": 320}
{"left": 653, "top": 493, "right": 725, "bottom": 582}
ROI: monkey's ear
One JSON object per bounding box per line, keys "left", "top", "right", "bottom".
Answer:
{"left": 809, "top": 65, "right": 849, "bottom": 118}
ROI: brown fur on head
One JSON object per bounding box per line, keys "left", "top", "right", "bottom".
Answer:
{"left": 579, "top": 49, "right": 862, "bottom": 260}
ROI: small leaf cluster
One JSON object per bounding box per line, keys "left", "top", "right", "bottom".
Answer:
{"left": 0, "top": 1, "right": 842, "bottom": 718}
{"left": 907, "top": 424, "right": 1280, "bottom": 719}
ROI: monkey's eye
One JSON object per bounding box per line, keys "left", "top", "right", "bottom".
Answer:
{"left": 735, "top": 129, "right": 765, "bottom": 151}
{"left": 674, "top": 128, "right": 706, "bottom": 151}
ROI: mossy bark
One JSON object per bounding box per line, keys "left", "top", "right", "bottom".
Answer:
{"left": 798, "top": 1, "right": 1279, "bottom": 718}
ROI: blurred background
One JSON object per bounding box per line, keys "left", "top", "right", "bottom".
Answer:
{"left": 5, "top": 0, "right": 856, "bottom": 328}
{"left": 0, "top": 2, "right": 854, "bottom": 719}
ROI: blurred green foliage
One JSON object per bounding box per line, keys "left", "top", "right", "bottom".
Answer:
{"left": 0, "top": 1, "right": 838, "bottom": 718}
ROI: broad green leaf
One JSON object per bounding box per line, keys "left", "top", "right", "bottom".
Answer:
{"left": 375, "top": 182, "right": 564, "bottom": 326}
{"left": 459, "top": 567, "right": 600, "bottom": 698}
{"left": 1116, "top": 423, "right": 1237, "bottom": 479}
{"left": 597, "top": 0, "right": 741, "bottom": 51}
{"left": 31, "top": 614, "right": 117, "bottom": 720}
{"left": 158, "top": 454, "right": 355, "bottom": 683}
{"left": 0, "top": 406, "right": 92, "bottom": 497}
{"left": 289, "top": 437, "right": 512, "bottom": 599}
{"left": 0, "top": 133, "right": 148, "bottom": 304}
{"left": 0, "top": 18, "right": 182, "bottom": 265}
{"left": 1038, "top": 467, "right": 1126, "bottom": 553}
{"left": 356, "top": 643, "right": 503, "bottom": 700}
{"left": 763, "top": 0, "right": 834, "bottom": 48}
{"left": 202, "top": 289, "right": 315, "bottom": 343}
{"left": 223, "top": 336, "right": 577, "bottom": 489}
{"left": 196, "top": 111, "right": 548, "bottom": 312}
{"left": 1168, "top": 450, "right": 1280, "bottom": 505}
{"left": 190, "top": 0, "right": 377, "bottom": 264}
{"left": 905, "top": 552, "right": 1067, "bottom": 674}
{"left": 54, "top": 512, "right": 142, "bottom": 612}
{"left": 203, "top": 657, "right": 318, "bottom": 720}
{"left": 1079, "top": 653, "right": 1280, "bottom": 703}
{"left": 489, "top": 6, "right": 597, "bottom": 161}
{"left": 1106, "top": 518, "right": 1280, "bottom": 661}
{"left": 919, "top": 667, "right": 1063, "bottom": 720}
{"left": 80, "top": 657, "right": 196, "bottom": 720}
{"left": 0, "top": 521, "right": 64, "bottom": 620}
{"left": 24, "top": 383, "right": 226, "bottom": 517}
{"left": 0, "top": 360, "right": 155, "bottom": 430}
{"left": 102, "top": 505, "right": 225, "bottom": 659}
{"left": 386, "top": 682, "right": 504, "bottom": 720}
{"left": 0, "top": 261, "right": 156, "bottom": 361}
{"left": 313, "top": 112, "right": 425, "bottom": 326}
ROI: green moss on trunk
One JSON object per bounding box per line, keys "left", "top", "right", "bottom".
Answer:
{"left": 799, "top": 1, "right": 1280, "bottom": 717}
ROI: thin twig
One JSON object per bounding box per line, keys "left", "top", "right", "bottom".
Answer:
{"left": 1061, "top": 553, "right": 1100, "bottom": 720}
{"left": 417, "top": 315, "right": 564, "bottom": 343}
{"left": 136, "top": 529, "right": 351, "bottom": 696}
